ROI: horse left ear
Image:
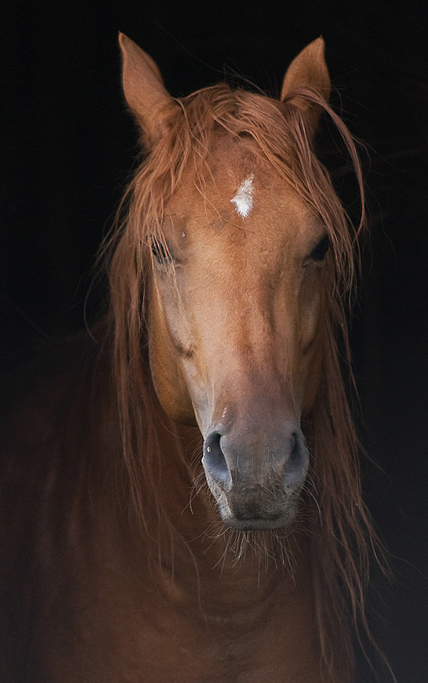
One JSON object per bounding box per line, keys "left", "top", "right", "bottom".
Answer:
{"left": 280, "top": 37, "right": 331, "bottom": 139}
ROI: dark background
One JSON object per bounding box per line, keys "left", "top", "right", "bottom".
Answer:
{"left": 1, "top": 1, "right": 427, "bottom": 681}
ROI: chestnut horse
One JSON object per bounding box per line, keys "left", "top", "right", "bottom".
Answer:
{"left": 0, "top": 35, "right": 378, "bottom": 682}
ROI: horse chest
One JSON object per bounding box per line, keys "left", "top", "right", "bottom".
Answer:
{"left": 29, "top": 538, "right": 320, "bottom": 683}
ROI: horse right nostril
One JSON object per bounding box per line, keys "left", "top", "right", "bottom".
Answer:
{"left": 203, "top": 430, "right": 232, "bottom": 492}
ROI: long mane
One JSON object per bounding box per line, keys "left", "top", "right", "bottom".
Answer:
{"left": 102, "top": 82, "right": 380, "bottom": 679}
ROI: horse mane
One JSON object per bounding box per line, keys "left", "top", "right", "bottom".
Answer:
{"left": 101, "top": 82, "right": 382, "bottom": 680}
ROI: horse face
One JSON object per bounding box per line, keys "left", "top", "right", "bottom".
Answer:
{"left": 149, "top": 141, "right": 328, "bottom": 530}
{"left": 119, "top": 33, "right": 332, "bottom": 530}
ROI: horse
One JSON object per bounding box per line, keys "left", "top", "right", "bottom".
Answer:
{"left": 0, "top": 34, "right": 379, "bottom": 682}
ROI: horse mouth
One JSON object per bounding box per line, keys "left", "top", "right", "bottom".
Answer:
{"left": 221, "top": 514, "right": 295, "bottom": 531}
{"left": 216, "top": 495, "right": 300, "bottom": 531}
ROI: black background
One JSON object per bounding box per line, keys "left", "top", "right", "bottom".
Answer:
{"left": 1, "top": 1, "right": 428, "bottom": 681}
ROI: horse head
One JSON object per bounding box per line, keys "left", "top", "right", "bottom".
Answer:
{"left": 119, "top": 35, "right": 336, "bottom": 531}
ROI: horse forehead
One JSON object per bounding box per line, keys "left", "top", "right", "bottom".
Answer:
{"left": 223, "top": 149, "right": 310, "bottom": 218}
{"left": 208, "top": 169, "right": 314, "bottom": 240}
{"left": 209, "top": 144, "right": 279, "bottom": 202}
{"left": 167, "top": 142, "right": 314, "bottom": 240}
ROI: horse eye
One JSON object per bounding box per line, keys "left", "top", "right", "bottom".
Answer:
{"left": 151, "top": 238, "right": 171, "bottom": 265}
{"left": 310, "top": 235, "right": 330, "bottom": 262}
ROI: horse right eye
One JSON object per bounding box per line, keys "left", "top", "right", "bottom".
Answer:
{"left": 151, "top": 238, "right": 172, "bottom": 266}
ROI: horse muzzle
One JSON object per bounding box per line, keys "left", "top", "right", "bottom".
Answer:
{"left": 202, "top": 421, "right": 309, "bottom": 530}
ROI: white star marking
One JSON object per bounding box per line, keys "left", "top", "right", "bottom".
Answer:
{"left": 231, "top": 173, "right": 254, "bottom": 218}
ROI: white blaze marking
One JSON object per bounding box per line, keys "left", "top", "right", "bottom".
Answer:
{"left": 231, "top": 173, "right": 254, "bottom": 218}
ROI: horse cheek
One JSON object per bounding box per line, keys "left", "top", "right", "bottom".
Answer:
{"left": 301, "top": 343, "right": 323, "bottom": 416}
{"left": 149, "top": 290, "right": 197, "bottom": 426}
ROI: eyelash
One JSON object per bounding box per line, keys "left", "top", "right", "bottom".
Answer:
{"left": 303, "top": 235, "right": 330, "bottom": 267}
{"left": 151, "top": 238, "right": 172, "bottom": 265}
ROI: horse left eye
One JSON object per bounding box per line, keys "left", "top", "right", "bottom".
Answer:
{"left": 310, "top": 235, "right": 330, "bottom": 262}
{"left": 151, "top": 238, "right": 172, "bottom": 265}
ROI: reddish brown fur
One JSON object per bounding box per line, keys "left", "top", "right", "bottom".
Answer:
{"left": 0, "top": 37, "right": 384, "bottom": 683}
{"left": 105, "top": 48, "right": 373, "bottom": 677}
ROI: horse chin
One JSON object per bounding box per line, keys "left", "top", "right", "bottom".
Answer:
{"left": 213, "top": 489, "right": 300, "bottom": 531}
{"left": 220, "top": 510, "right": 298, "bottom": 532}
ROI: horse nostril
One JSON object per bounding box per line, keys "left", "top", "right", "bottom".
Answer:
{"left": 284, "top": 431, "right": 309, "bottom": 488}
{"left": 290, "top": 432, "right": 299, "bottom": 464}
{"left": 203, "top": 430, "right": 232, "bottom": 491}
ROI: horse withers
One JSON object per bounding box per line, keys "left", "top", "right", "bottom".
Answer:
{"left": 0, "top": 34, "right": 378, "bottom": 683}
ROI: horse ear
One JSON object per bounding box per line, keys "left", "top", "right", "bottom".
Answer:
{"left": 119, "top": 33, "right": 176, "bottom": 146}
{"left": 280, "top": 37, "right": 331, "bottom": 139}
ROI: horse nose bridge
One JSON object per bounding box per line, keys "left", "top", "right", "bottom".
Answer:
{"left": 201, "top": 287, "right": 296, "bottom": 376}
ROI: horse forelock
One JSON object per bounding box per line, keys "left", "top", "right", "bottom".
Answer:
{"left": 101, "top": 82, "right": 384, "bottom": 679}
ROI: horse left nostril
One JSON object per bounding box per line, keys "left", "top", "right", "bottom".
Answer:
{"left": 203, "top": 430, "right": 232, "bottom": 492}
{"left": 290, "top": 432, "right": 300, "bottom": 463}
{"left": 284, "top": 431, "right": 309, "bottom": 488}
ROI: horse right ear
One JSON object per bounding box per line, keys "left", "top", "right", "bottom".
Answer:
{"left": 119, "top": 33, "right": 176, "bottom": 146}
